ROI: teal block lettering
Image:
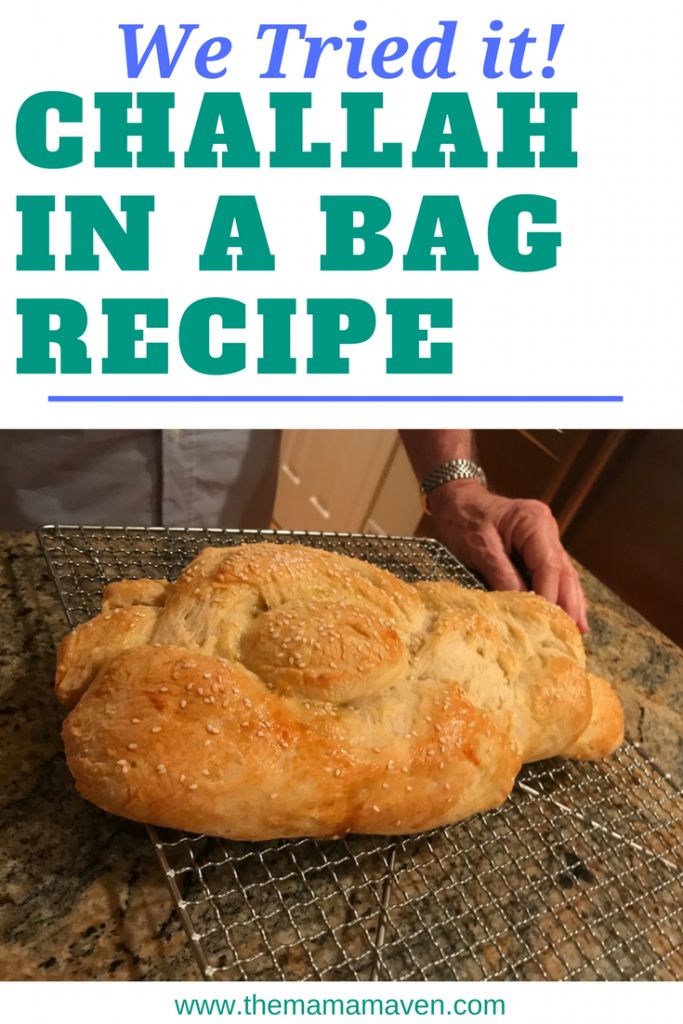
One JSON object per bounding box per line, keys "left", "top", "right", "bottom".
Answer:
{"left": 66, "top": 196, "right": 154, "bottom": 271}
{"left": 489, "top": 195, "right": 561, "bottom": 271}
{"left": 179, "top": 298, "right": 246, "bottom": 374}
{"left": 95, "top": 92, "right": 175, "bottom": 168}
{"left": 386, "top": 299, "right": 453, "bottom": 373}
{"left": 307, "top": 299, "right": 376, "bottom": 373}
{"left": 497, "top": 92, "right": 577, "bottom": 168}
{"left": 404, "top": 196, "right": 479, "bottom": 270}
{"left": 16, "top": 196, "right": 56, "bottom": 270}
{"left": 321, "top": 196, "right": 393, "bottom": 271}
{"left": 16, "top": 298, "right": 90, "bottom": 373}
{"left": 200, "top": 197, "right": 274, "bottom": 271}
{"left": 257, "top": 299, "right": 297, "bottom": 374}
{"left": 101, "top": 299, "right": 168, "bottom": 373}
{"left": 16, "top": 92, "right": 83, "bottom": 169}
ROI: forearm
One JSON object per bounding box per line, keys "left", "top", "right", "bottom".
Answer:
{"left": 399, "top": 430, "right": 478, "bottom": 481}
{"left": 400, "top": 430, "right": 588, "bottom": 631}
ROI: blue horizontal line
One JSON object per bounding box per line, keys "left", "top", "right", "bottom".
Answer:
{"left": 48, "top": 395, "right": 624, "bottom": 404}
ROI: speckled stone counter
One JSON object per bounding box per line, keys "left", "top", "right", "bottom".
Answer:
{"left": 1, "top": 532, "right": 681, "bottom": 981}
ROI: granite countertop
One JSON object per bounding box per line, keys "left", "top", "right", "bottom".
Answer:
{"left": 0, "top": 531, "right": 682, "bottom": 981}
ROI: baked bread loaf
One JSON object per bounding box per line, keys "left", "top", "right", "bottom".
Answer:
{"left": 56, "top": 543, "right": 624, "bottom": 840}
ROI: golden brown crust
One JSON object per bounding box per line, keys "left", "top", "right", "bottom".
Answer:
{"left": 564, "top": 675, "right": 625, "bottom": 760}
{"left": 57, "top": 543, "right": 624, "bottom": 840}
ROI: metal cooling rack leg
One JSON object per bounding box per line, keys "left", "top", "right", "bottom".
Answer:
{"left": 370, "top": 846, "right": 398, "bottom": 981}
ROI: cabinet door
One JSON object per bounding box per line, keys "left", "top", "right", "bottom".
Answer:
{"left": 564, "top": 431, "right": 683, "bottom": 647}
{"left": 275, "top": 430, "right": 397, "bottom": 532}
{"left": 364, "top": 442, "right": 423, "bottom": 537}
{"left": 476, "top": 430, "right": 579, "bottom": 502}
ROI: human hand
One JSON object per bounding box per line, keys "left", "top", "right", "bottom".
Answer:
{"left": 427, "top": 480, "right": 589, "bottom": 633}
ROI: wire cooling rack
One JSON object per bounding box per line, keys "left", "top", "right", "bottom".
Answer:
{"left": 39, "top": 525, "right": 683, "bottom": 981}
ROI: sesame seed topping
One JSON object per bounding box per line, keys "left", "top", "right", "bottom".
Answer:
{"left": 203, "top": 740, "right": 211, "bottom": 747}
{"left": 180, "top": 699, "right": 187, "bottom": 709}
{"left": 127, "top": 743, "right": 138, "bottom": 750}
{"left": 382, "top": 783, "right": 389, "bottom": 790}
{"left": 372, "top": 805, "right": 381, "bottom": 813}
{"left": 202, "top": 672, "right": 212, "bottom": 679}
{"left": 180, "top": 774, "right": 186, "bottom": 782}
{"left": 334, "top": 768, "right": 342, "bottom": 777}
{"left": 131, "top": 718, "right": 140, "bottom": 724}
{"left": 202, "top": 769, "right": 210, "bottom": 776}
{"left": 373, "top": 746, "right": 381, "bottom": 753}
{"left": 402, "top": 766, "right": 409, "bottom": 774}
{"left": 197, "top": 687, "right": 204, "bottom": 696}
{"left": 243, "top": 698, "right": 252, "bottom": 708}
{"left": 203, "top": 697, "right": 212, "bottom": 705}
{"left": 406, "top": 785, "right": 413, "bottom": 792}
{"left": 185, "top": 683, "right": 193, "bottom": 691}
{"left": 270, "top": 793, "right": 277, "bottom": 800}
{"left": 404, "top": 733, "right": 412, "bottom": 740}
{"left": 159, "top": 687, "right": 168, "bottom": 693}
{"left": 116, "top": 759, "right": 128, "bottom": 767}
{"left": 439, "top": 762, "right": 446, "bottom": 770}
{"left": 188, "top": 783, "right": 198, "bottom": 791}
{"left": 207, "top": 725, "right": 220, "bottom": 735}
{"left": 151, "top": 726, "right": 161, "bottom": 734}
{"left": 156, "top": 764, "right": 166, "bottom": 774}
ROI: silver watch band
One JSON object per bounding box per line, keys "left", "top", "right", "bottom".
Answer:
{"left": 420, "top": 458, "right": 487, "bottom": 495}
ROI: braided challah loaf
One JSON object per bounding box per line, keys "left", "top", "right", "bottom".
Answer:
{"left": 56, "top": 543, "right": 623, "bottom": 839}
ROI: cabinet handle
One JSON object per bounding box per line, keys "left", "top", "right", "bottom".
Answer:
{"left": 309, "top": 495, "right": 331, "bottom": 520}
{"left": 281, "top": 463, "right": 301, "bottom": 486}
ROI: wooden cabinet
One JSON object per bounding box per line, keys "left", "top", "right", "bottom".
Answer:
{"left": 475, "top": 430, "right": 589, "bottom": 506}
{"left": 275, "top": 430, "right": 422, "bottom": 536}
{"left": 362, "top": 441, "right": 423, "bottom": 536}
{"left": 276, "top": 430, "right": 393, "bottom": 532}
{"left": 562, "top": 432, "right": 683, "bottom": 648}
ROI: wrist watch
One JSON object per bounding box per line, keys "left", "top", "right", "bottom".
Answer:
{"left": 420, "top": 458, "right": 487, "bottom": 513}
